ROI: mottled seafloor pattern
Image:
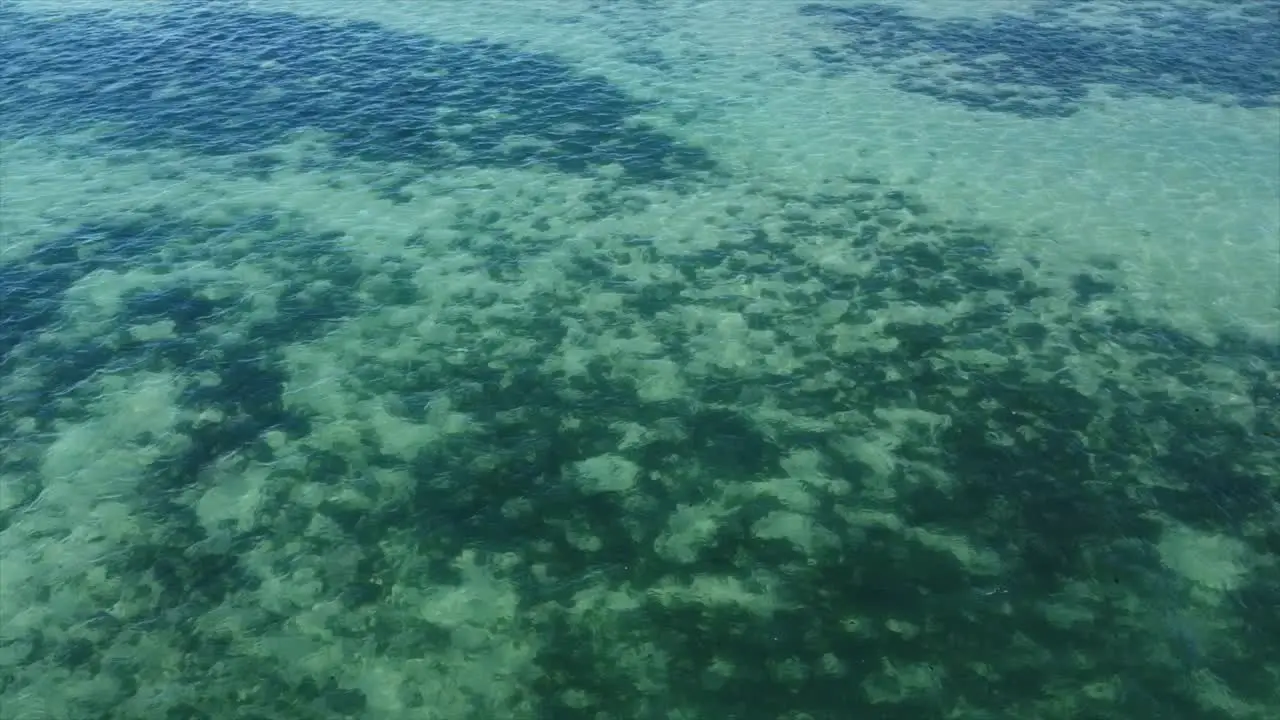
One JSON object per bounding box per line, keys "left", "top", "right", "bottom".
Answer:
{"left": 802, "top": 0, "right": 1280, "bottom": 117}
{"left": 1, "top": 2, "right": 1278, "bottom": 720}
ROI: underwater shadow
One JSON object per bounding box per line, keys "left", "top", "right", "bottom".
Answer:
{"left": 799, "top": 1, "right": 1280, "bottom": 117}
{"left": 0, "top": 4, "right": 716, "bottom": 182}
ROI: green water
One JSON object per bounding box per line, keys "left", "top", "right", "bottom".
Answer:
{"left": 1, "top": 2, "right": 1277, "bottom": 718}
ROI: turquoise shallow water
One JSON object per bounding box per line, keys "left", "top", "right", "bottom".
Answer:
{"left": 1, "top": 2, "right": 1278, "bottom": 719}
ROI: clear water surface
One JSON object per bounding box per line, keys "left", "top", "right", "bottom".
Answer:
{"left": 1, "top": 1, "right": 1277, "bottom": 718}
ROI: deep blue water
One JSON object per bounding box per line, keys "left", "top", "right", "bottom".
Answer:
{"left": 801, "top": 1, "right": 1280, "bottom": 117}
{"left": 0, "top": 5, "right": 715, "bottom": 176}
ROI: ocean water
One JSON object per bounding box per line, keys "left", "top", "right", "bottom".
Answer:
{"left": 0, "top": 1, "right": 1277, "bottom": 718}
